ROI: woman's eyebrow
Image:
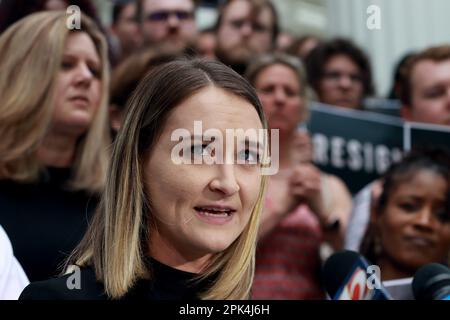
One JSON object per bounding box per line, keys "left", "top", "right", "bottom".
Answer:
{"left": 238, "top": 138, "right": 264, "bottom": 152}
{"left": 62, "top": 52, "right": 101, "bottom": 66}
{"left": 191, "top": 134, "right": 211, "bottom": 141}
{"left": 185, "top": 133, "right": 264, "bottom": 147}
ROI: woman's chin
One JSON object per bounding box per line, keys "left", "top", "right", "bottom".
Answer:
{"left": 54, "top": 118, "right": 92, "bottom": 136}
{"left": 195, "top": 236, "right": 236, "bottom": 255}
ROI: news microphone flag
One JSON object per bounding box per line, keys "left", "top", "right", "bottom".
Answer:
{"left": 323, "top": 250, "right": 392, "bottom": 300}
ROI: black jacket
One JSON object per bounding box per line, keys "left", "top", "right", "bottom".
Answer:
{"left": 19, "top": 259, "right": 212, "bottom": 300}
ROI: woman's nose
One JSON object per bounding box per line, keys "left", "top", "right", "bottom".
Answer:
{"left": 274, "top": 87, "right": 287, "bottom": 104}
{"left": 208, "top": 164, "right": 240, "bottom": 196}
{"left": 412, "top": 207, "right": 436, "bottom": 231}
{"left": 74, "top": 63, "right": 94, "bottom": 86}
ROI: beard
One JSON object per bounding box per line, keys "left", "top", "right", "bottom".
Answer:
{"left": 215, "top": 43, "right": 256, "bottom": 75}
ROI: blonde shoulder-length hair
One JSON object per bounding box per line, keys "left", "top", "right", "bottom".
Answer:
{"left": 67, "top": 58, "right": 269, "bottom": 299}
{"left": 0, "top": 11, "right": 110, "bottom": 193}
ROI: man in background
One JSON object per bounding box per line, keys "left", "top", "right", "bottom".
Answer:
{"left": 137, "top": 0, "right": 197, "bottom": 51}
{"left": 345, "top": 46, "right": 450, "bottom": 252}
{"left": 214, "top": 0, "right": 279, "bottom": 74}
{"left": 111, "top": 0, "right": 142, "bottom": 61}
{"left": 399, "top": 45, "right": 450, "bottom": 126}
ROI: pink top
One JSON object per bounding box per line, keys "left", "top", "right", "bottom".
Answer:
{"left": 252, "top": 200, "right": 325, "bottom": 300}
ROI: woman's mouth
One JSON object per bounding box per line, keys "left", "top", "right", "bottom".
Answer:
{"left": 69, "top": 96, "right": 90, "bottom": 107}
{"left": 404, "top": 235, "right": 435, "bottom": 248}
{"left": 194, "top": 206, "right": 236, "bottom": 224}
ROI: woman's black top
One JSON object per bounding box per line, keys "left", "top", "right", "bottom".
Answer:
{"left": 19, "top": 258, "right": 212, "bottom": 300}
{"left": 0, "top": 167, "right": 98, "bottom": 281}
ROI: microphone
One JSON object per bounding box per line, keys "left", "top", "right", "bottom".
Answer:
{"left": 322, "top": 250, "right": 392, "bottom": 300}
{"left": 412, "top": 263, "right": 450, "bottom": 300}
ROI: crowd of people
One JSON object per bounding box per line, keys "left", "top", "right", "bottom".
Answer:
{"left": 0, "top": 0, "right": 449, "bottom": 300}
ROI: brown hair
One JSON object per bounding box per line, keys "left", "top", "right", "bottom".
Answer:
{"left": 304, "top": 38, "right": 374, "bottom": 99}
{"left": 110, "top": 47, "right": 181, "bottom": 111}
{"left": 287, "top": 34, "right": 320, "bottom": 59}
{"left": 399, "top": 45, "right": 450, "bottom": 106}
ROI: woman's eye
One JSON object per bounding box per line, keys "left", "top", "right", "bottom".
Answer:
{"left": 285, "top": 89, "right": 296, "bottom": 97}
{"left": 399, "top": 202, "right": 418, "bottom": 212}
{"left": 89, "top": 66, "right": 101, "bottom": 78}
{"left": 190, "top": 144, "right": 210, "bottom": 156}
{"left": 260, "top": 86, "right": 274, "bottom": 94}
{"left": 237, "top": 149, "right": 259, "bottom": 164}
{"left": 61, "top": 60, "right": 74, "bottom": 70}
{"left": 434, "top": 207, "right": 450, "bottom": 223}
{"left": 284, "top": 86, "right": 299, "bottom": 97}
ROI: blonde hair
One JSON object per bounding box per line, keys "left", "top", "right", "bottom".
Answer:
{"left": 0, "top": 11, "right": 110, "bottom": 193}
{"left": 67, "top": 58, "right": 269, "bottom": 299}
{"left": 245, "top": 52, "right": 312, "bottom": 122}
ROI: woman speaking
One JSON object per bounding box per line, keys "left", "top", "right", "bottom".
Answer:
{"left": 20, "top": 58, "right": 270, "bottom": 300}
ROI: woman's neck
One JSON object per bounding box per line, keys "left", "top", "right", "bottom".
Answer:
{"left": 37, "top": 132, "right": 78, "bottom": 168}
{"left": 148, "top": 232, "right": 211, "bottom": 274}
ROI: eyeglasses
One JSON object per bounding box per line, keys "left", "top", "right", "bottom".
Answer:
{"left": 146, "top": 10, "right": 194, "bottom": 22}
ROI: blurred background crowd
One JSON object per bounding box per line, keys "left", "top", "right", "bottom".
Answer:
{"left": 0, "top": 0, "right": 449, "bottom": 300}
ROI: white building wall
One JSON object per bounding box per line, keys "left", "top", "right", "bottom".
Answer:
{"left": 325, "top": 0, "right": 450, "bottom": 96}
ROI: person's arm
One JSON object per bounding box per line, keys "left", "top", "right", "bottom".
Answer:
{"left": 320, "top": 174, "right": 352, "bottom": 250}
{"left": 288, "top": 164, "right": 352, "bottom": 250}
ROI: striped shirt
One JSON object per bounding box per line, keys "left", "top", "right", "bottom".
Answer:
{"left": 252, "top": 203, "right": 325, "bottom": 300}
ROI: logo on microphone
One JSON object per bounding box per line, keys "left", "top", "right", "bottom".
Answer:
{"left": 337, "top": 265, "right": 382, "bottom": 300}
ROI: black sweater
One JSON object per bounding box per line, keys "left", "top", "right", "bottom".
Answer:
{"left": 19, "top": 258, "right": 211, "bottom": 300}
{"left": 0, "top": 167, "right": 98, "bottom": 282}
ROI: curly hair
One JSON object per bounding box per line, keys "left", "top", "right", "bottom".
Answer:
{"left": 304, "top": 38, "right": 375, "bottom": 98}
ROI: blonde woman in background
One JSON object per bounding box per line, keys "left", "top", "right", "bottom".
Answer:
{"left": 0, "top": 11, "right": 110, "bottom": 281}
{"left": 246, "top": 53, "right": 352, "bottom": 299}
{"left": 20, "top": 58, "right": 269, "bottom": 300}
